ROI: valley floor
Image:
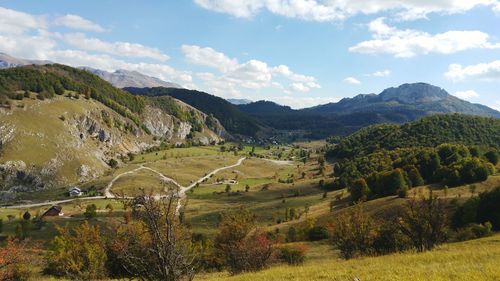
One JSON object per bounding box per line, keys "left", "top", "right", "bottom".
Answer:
{"left": 198, "top": 234, "right": 500, "bottom": 281}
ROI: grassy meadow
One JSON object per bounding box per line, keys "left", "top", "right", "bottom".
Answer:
{"left": 198, "top": 234, "right": 500, "bottom": 281}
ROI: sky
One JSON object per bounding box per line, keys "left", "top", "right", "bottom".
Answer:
{"left": 0, "top": 0, "right": 499, "bottom": 110}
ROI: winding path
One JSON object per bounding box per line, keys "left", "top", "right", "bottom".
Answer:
{"left": 3, "top": 157, "right": 247, "bottom": 209}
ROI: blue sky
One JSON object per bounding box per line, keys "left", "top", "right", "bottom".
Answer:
{"left": 0, "top": 0, "right": 499, "bottom": 109}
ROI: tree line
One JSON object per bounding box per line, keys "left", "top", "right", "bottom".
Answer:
{"left": 331, "top": 143, "right": 497, "bottom": 201}
{"left": 328, "top": 114, "right": 500, "bottom": 159}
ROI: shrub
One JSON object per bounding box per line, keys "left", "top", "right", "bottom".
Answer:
{"left": 107, "top": 194, "right": 197, "bottom": 280}
{"left": 45, "top": 222, "right": 107, "bottom": 280}
{"left": 452, "top": 187, "right": 500, "bottom": 230}
{"left": 372, "top": 221, "right": 412, "bottom": 255}
{"left": 454, "top": 222, "right": 492, "bottom": 242}
{"left": 84, "top": 204, "right": 97, "bottom": 219}
{"left": 308, "top": 226, "right": 329, "bottom": 241}
{"left": 286, "top": 226, "right": 298, "bottom": 242}
{"left": 476, "top": 187, "right": 500, "bottom": 230}
{"left": 214, "top": 209, "right": 274, "bottom": 274}
{"left": 484, "top": 150, "right": 499, "bottom": 165}
{"left": 398, "top": 193, "right": 448, "bottom": 252}
{"left": 108, "top": 158, "right": 118, "bottom": 168}
{"left": 279, "top": 244, "right": 308, "bottom": 265}
{"left": 349, "top": 178, "right": 370, "bottom": 202}
{"left": 330, "top": 204, "right": 378, "bottom": 259}
{"left": 0, "top": 238, "right": 40, "bottom": 281}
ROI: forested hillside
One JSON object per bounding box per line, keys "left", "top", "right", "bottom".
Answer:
{"left": 0, "top": 64, "right": 145, "bottom": 123}
{"left": 126, "top": 87, "right": 261, "bottom": 136}
{"left": 329, "top": 114, "right": 500, "bottom": 158}
{"left": 326, "top": 114, "right": 500, "bottom": 200}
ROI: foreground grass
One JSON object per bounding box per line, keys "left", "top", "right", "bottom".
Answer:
{"left": 199, "top": 234, "right": 500, "bottom": 281}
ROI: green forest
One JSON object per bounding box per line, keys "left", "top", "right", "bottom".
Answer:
{"left": 0, "top": 64, "right": 145, "bottom": 124}
{"left": 326, "top": 115, "right": 500, "bottom": 200}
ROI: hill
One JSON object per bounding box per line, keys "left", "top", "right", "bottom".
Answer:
{"left": 329, "top": 114, "right": 500, "bottom": 158}
{"left": 126, "top": 87, "right": 262, "bottom": 137}
{"left": 325, "top": 114, "right": 499, "bottom": 196}
{"left": 0, "top": 64, "right": 225, "bottom": 200}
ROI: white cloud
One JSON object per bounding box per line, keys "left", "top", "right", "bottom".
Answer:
{"left": 182, "top": 44, "right": 320, "bottom": 96}
{"left": 445, "top": 60, "right": 500, "bottom": 81}
{"left": 0, "top": 7, "right": 46, "bottom": 35}
{"left": 181, "top": 45, "right": 238, "bottom": 72}
{"left": 194, "top": 0, "right": 498, "bottom": 21}
{"left": 453, "top": 90, "right": 479, "bottom": 100}
{"left": 0, "top": 7, "right": 189, "bottom": 85}
{"left": 0, "top": 33, "right": 56, "bottom": 60}
{"left": 50, "top": 49, "right": 192, "bottom": 83}
{"left": 290, "top": 83, "right": 310, "bottom": 93}
{"left": 370, "top": 69, "right": 391, "bottom": 77}
{"left": 350, "top": 18, "right": 500, "bottom": 58}
{"left": 63, "top": 33, "right": 169, "bottom": 61}
{"left": 272, "top": 64, "right": 316, "bottom": 82}
{"left": 492, "top": 100, "right": 500, "bottom": 112}
{"left": 54, "top": 14, "right": 105, "bottom": 32}
{"left": 344, "top": 77, "right": 361, "bottom": 85}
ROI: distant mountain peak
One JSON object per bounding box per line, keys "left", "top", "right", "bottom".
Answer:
{"left": 310, "top": 82, "right": 500, "bottom": 118}
{"left": 0, "top": 53, "right": 51, "bottom": 68}
{"left": 83, "top": 68, "right": 182, "bottom": 89}
{"left": 379, "top": 83, "right": 449, "bottom": 103}
{"left": 226, "top": 98, "right": 253, "bottom": 105}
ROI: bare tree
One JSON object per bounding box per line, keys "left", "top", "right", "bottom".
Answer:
{"left": 398, "top": 192, "right": 448, "bottom": 252}
{"left": 110, "top": 189, "right": 197, "bottom": 281}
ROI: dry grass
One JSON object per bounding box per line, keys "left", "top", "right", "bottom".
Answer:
{"left": 198, "top": 234, "right": 500, "bottom": 281}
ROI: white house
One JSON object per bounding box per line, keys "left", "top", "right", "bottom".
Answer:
{"left": 68, "top": 187, "right": 82, "bottom": 197}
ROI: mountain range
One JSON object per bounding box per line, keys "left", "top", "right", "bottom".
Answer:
{"left": 1, "top": 53, "right": 499, "bottom": 140}
{"left": 82, "top": 67, "right": 182, "bottom": 89}
{"left": 235, "top": 83, "right": 500, "bottom": 139}
{"left": 0, "top": 53, "right": 181, "bottom": 89}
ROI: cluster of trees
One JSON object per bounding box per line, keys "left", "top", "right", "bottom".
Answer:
{"left": 0, "top": 65, "right": 144, "bottom": 113}
{"left": 331, "top": 188, "right": 500, "bottom": 260}
{"left": 333, "top": 143, "right": 497, "bottom": 201}
{"left": 331, "top": 195, "right": 447, "bottom": 259}
{"left": 3, "top": 187, "right": 498, "bottom": 279}
{"left": 452, "top": 187, "right": 500, "bottom": 231}
{"left": 44, "top": 195, "right": 196, "bottom": 280}
{"left": 38, "top": 197, "right": 283, "bottom": 280}
{"left": 328, "top": 114, "right": 500, "bottom": 159}
{"left": 0, "top": 238, "right": 41, "bottom": 280}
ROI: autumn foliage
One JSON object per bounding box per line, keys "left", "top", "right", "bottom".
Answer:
{"left": 0, "top": 238, "right": 40, "bottom": 281}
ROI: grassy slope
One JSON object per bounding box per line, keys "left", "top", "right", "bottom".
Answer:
{"left": 199, "top": 234, "right": 500, "bottom": 281}
{"left": 0, "top": 96, "right": 112, "bottom": 188}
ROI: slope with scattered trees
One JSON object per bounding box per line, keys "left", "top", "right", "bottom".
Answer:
{"left": 126, "top": 87, "right": 261, "bottom": 137}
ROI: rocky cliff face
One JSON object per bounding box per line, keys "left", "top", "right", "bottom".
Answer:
{"left": 0, "top": 96, "right": 226, "bottom": 201}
